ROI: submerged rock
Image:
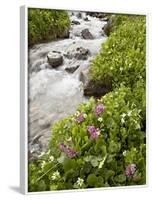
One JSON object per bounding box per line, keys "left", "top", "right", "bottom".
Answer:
{"left": 81, "top": 29, "right": 94, "bottom": 39}
{"left": 47, "top": 51, "right": 63, "bottom": 68}
{"left": 65, "top": 65, "right": 80, "bottom": 73}
{"left": 64, "top": 47, "right": 90, "bottom": 60}
{"left": 71, "top": 20, "right": 81, "bottom": 25}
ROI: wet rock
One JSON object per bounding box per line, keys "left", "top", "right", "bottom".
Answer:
{"left": 84, "top": 81, "right": 111, "bottom": 97}
{"left": 101, "top": 17, "right": 109, "bottom": 22}
{"left": 102, "top": 18, "right": 113, "bottom": 36}
{"left": 75, "top": 47, "right": 90, "bottom": 60}
{"left": 84, "top": 17, "right": 89, "bottom": 21}
{"left": 80, "top": 69, "right": 111, "bottom": 97}
{"left": 64, "top": 47, "right": 90, "bottom": 60}
{"left": 76, "top": 12, "right": 82, "bottom": 18}
{"left": 71, "top": 20, "right": 80, "bottom": 25}
{"left": 65, "top": 65, "right": 80, "bottom": 73}
{"left": 79, "top": 68, "right": 90, "bottom": 85}
{"left": 47, "top": 51, "right": 63, "bottom": 68}
{"left": 81, "top": 29, "right": 94, "bottom": 39}
{"left": 87, "top": 12, "right": 108, "bottom": 19}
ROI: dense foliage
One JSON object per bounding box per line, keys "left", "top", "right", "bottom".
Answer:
{"left": 28, "top": 86, "right": 146, "bottom": 191}
{"left": 28, "top": 8, "right": 70, "bottom": 46}
{"left": 90, "top": 15, "right": 146, "bottom": 89}
{"left": 28, "top": 14, "right": 146, "bottom": 192}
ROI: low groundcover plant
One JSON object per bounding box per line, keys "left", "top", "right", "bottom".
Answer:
{"left": 28, "top": 86, "right": 146, "bottom": 191}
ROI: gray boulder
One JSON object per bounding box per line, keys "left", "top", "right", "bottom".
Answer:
{"left": 47, "top": 51, "right": 63, "bottom": 68}
{"left": 64, "top": 47, "right": 90, "bottom": 60}
{"left": 80, "top": 69, "right": 111, "bottom": 97}
{"left": 81, "top": 29, "right": 94, "bottom": 39}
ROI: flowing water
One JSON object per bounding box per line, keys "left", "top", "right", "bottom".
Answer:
{"left": 28, "top": 12, "right": 107, "bottom": 159}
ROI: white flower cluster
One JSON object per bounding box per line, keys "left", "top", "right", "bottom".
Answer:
{"left": 51, "top": 170, "right": 60, "bottom": 180}
{"left": 98, "top": 117, "right": 103, "bottom": 122}
{"left": 121, "top": 110, "right": 132, "bottom": 124}
{"left": 49, "top": 155, "right": 54, "bottom": 162}
{"left": 76, "top": 177, "right": 84, "bottom": 187}
{"left": 41, "top": 161, "right": 46, "bottom": 169}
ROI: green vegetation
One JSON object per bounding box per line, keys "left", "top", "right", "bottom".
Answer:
{"left": 28, "top": 8, "right": 70, "bottom": 46}
{"left": 28, "top": 14, "right": 146, "bottom": 192}
{"left": 28, "top": 86, "right": 146, "bottom": 191}
{"left": 90, "top": 15, "right": 146, "bottom": 89}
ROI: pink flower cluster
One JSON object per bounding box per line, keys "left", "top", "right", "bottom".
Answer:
{"left": 125, "top": 164, "right": 137, "bottom": 177}
{"left": 96, "top": 104, "right": 105, "bottom": 115}
{"left": 76, "top": 113, "right": 85, "bottom": 123}
{"left": 87, "top": 126, "right": 100, "bottom": 139}
{"left": 59, "top": 143, "right": 77, "bottom": 158}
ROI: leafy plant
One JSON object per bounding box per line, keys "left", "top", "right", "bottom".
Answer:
{"left": 28, "top": 86, "right": 146, "bottom": 191}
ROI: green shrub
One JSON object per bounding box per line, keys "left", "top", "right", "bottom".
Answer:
{"left": 28, "top": 85, "right": 146, "bottom": 191}
{"left": 28, "top": 8, "right": 70, "bottom": 46}
{"left": 90, "top": 15, "right": 146, "bottom": 89}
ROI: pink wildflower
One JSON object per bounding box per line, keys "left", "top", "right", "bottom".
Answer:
{"left": 96, "top": 104, "right": 105, "bottom": 115}
{"left": 59, "top": 143, "right": 66, "bottom": 151}
{"left": 87, "top": 126, "right": 100, "bottom": 139}
{"left": 125, "top": 164, "right": 137, "bottom": 177}
{"left": 76, "top": 113, "right": 85, "bottom": 123}
{"left": 65, "top": 147, "right": 77, "bottom": 158}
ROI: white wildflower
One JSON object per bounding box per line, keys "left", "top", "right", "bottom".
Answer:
{"left": 76, "top": 177, "right": 84, "bottom": 187}
{"left": 121, "top": 118, "right": 125, "bottom": 124}
{"left": 71, "top": 117, "right": 75, "bottom": 121}
{"left": 121, "top": 113, "right": 126, "bottom": 118}
{"left": 66, "top": 136, "right": 72, "bottom": 142}
{"left": 129, "top": 63, "right": 132, "bottom": 68}
{"left": 123, "top": 150, "right": 127, "bottom": 156}
{"left": 49, "top": 155, "right": 54, "bottom": 162}
{"left": 120, "top": 67, "right": 123, "bottom": 71}
{"left": 51, "top": 170, "right": 60, "bottom": 180}
{"left": 76, "top": 111, "right": 80, "bottom": 116}
{"left": 96, "top": 130, "right": 101, "bottom": 136}
{"left": 127, "top": 110, "right": 132, "bottom": 117}
{"left": 98, "top": 117, "right": 103, "bottom": 122}
{"left": 83, "top": 113, "right": 87, "bottom": 118}
{"left": 41, "top": 161, "right": 46, "bottom": 169}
